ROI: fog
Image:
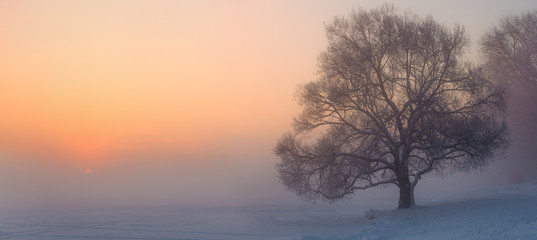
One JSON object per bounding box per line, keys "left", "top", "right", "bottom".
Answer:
{"left": 1, "top": 0, "right": 536, "bottom": 213}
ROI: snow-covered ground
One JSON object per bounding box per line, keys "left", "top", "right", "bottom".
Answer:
{"left": 1, "top": 182, "right": 536, "bottom": 240}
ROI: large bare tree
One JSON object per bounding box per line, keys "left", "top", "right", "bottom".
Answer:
{"left": 275, "top": 6, "right": 507, "bottom": 209}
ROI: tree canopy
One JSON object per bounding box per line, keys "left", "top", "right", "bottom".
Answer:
{"left": 482, "top": 10, "right": 537, "bottom": 92}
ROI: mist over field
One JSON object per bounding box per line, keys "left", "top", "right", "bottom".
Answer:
{"left": 1, "top": 3, "right": 536, "bottom": 239}
{"left": 2, "top": 1, "right": 537, "bottom": 239}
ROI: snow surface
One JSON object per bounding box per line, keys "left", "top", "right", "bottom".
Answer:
{"left": 1, "top": 182, "right": 536, "bottom": 240}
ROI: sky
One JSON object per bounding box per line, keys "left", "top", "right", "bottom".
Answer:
{"left": 1, "top": 0, "right": 537, "bottom": 212}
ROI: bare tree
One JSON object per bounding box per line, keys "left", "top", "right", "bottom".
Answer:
{"left": 481, "top": 10, "right": 537, "bottom": 92}
{"left": 481, "top": 11, "right": 537, "bottom": 180}
{"left": 275, "top": 5, "right": 507, "bottom": 209}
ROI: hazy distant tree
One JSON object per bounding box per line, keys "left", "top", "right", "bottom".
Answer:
{"left": 275, "top": 5, "right": 508, "bottom": 209}
{"left": 481, "top": 10, "right": 537, "bottom": 92}
{"left": 481, "top": 11, "right": 537, "bottom": 180}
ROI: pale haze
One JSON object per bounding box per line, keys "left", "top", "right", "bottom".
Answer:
{"left": 1, "top": 0, "right": 536, "bottom": 212}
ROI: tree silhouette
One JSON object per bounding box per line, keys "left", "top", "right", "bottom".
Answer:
{"left": 275, "top": 5, "right": 508, "bottom": 209}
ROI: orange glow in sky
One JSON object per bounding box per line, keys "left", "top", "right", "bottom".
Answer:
{"left": 0, "top": 1, "right": 317, "bottom": 168}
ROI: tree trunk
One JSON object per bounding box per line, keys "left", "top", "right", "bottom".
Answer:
{"left": 397, "top": 174, "right": 415, "bottom": 209}
{"left": 397, "top": 149, "right": 416, "bottom": 209}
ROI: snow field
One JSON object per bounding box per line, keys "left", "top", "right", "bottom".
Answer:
{"left": 0, "top": 182, "right": 536, "bottom": 240}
